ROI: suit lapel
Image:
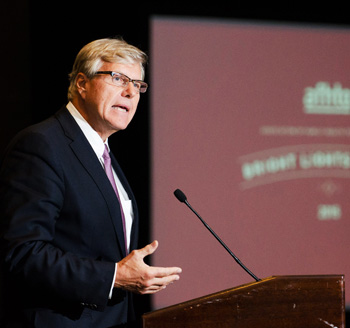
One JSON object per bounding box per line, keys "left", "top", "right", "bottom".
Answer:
{"left": 55, "top": 107, "right": 128, "bottom": 256}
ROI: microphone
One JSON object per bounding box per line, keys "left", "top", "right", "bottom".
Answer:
{"left": 174, "top": 188, "right": 260, "bottom": 282}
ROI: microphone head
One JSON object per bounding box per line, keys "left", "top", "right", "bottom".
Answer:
{"left": 174, "top": 189, "right": 187, "bottom": 203}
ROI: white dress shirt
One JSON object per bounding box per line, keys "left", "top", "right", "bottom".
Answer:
{"left": 66, "top": 101, "right": 134, "bottom": 297}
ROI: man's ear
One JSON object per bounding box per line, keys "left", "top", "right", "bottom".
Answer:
{"left": 76, "top": 73, "right": 89, "bottom": 97}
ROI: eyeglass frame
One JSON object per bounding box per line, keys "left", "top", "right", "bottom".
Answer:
{"left": 94, "top": 71, "right": 148, "bottom": 93}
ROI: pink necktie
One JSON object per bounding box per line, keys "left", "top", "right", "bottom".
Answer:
{"left": 102, "top": 145, "right": 128, "bottom": 254}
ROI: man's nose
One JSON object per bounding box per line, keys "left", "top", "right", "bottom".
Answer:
{"left": 122, "top": 82, "right": 138, "bottom": 97}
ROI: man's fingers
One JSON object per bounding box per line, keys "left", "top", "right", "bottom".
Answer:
{"left": 150, "top": 265, "right": 182, "bottom": 277}
{"left": 140, "top": 285, "right": 167, "bottom": 295}
{"left": 152, "top": 274, "right": 180, "bottom": 286}
{"left": 140, "top": 274, "right": 181, "bottom": 294}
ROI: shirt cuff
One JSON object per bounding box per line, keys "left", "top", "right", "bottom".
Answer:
{"left": 109, "top": 263, "right": 118, "bottom": 299}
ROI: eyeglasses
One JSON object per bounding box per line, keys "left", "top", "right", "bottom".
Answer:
{"left": 95, "top": 71, "right": 148, "bottom": 93}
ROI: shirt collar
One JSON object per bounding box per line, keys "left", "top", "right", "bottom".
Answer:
{"left": 66, "top": 101, "right": 109, "bottom": 160}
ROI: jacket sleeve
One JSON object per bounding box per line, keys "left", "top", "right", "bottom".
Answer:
{"left": 0, "top": 128, "right": 115, "bottom": 311}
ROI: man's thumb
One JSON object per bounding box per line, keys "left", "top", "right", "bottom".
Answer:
{"left": 140, "top": 240, "right": 158, "bottom": 257}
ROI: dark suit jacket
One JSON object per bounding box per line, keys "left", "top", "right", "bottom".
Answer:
{"left": 0, "top": 106, "right": 139, "bottom": 327}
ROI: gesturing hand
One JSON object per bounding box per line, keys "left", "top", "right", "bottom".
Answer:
{"left": 114, "top": 240, "right": 182, "bottom": 294}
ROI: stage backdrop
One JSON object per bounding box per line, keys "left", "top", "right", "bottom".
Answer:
{"left": 150, "top": 16, "right": 350, "bottom": 309}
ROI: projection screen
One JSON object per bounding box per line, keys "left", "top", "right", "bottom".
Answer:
{"left": 150, "top": 16, "right": 350, "bottom": 309}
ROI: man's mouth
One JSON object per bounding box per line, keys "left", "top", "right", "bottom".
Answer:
{"left": 113, "top": 105, "right": 129, "bottom": 113}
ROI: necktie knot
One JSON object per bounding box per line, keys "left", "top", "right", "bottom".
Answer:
{"left": 102, "top": 145, "right": 111, "bottom": 163}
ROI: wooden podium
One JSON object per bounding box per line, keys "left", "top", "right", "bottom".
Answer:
{"left": 143, "top": 275, "right": 345, "bottom": 328}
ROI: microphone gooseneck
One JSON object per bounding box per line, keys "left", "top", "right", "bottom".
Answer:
{"left": 173, "top": 188, "right": 260, "bottom": 282}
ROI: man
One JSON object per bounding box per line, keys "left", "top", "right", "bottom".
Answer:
{"left": 0, "top": 37, "right": 182, "bottom": 327}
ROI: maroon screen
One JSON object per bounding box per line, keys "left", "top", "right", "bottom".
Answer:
{"left": 150, "top": 17, "right": 350, "bottom": 309}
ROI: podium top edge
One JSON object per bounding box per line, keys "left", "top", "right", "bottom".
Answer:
{"left": 143, "top": 274, "right": 344, "bottom": 318}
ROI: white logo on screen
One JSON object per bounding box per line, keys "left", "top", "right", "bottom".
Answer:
{"left": 303, "top": 82, "right": 350, "bottom": 115}
{"left": 317, "top": 204, "right": 342, "bottom": 220}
